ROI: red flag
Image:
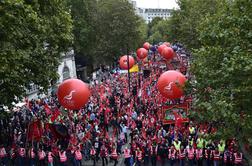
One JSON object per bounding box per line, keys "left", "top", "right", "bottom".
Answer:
{"left": 27, "top": 120, "right": 43, "bottom": 141}
{"left": 44, "top": 104, "right": 52, "bottom": 116}
{"left": 51, "top": 108, "right": 61, "bottom": 122}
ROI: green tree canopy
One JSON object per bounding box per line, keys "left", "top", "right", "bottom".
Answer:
{"left": 0, "top": 0, "right": 73, "bottom": 106}
{"left": 169, "top": 0, "right": 221, "bottom": 49}
{"left": 190, "top": 0, "right": 252, "bottom": 163}
{"left": 147, "top": 19, "right": 171, "bottom": 44}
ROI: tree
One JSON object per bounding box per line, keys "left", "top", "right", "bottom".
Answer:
{"left": 0, "top": 0, "right": 73, "bottom": 106}
{"left": 148, "top": 19, "right": 171, "bottom": 44}
{"left": 93, "top": 0, "right": 144, "bottom": 64}
{"left": 191, "top": 0, "right": 252, "bottom": 163}
{"left": 68, "top": 0, "right": 96, "bottom": 56}
{"left": 169, "top": 0, "right": 221, "bottom": 49}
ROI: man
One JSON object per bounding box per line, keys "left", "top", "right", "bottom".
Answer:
{"left": 223, "top": 149, "right": 232, "bottom": 166}
{"left": 169, "top": 146, "right": 177, "bottom": 166}
{"left": 59, "top": 149, "right": 67, "bottom": 166}
{"left": 135, "top": 147, "right": 143, "bottom": 166}
{"left": 121, "top": 124, "right": 128, "bottom": 143}
{"left": 197, "top": 136, "right": 204, "bottom": 149}
{"left": 110, "top": 147, "right": 118, "bottom": 166}
{"left": 204, "top": 147, "right": 213, "bottom": 166}
{"left": 178, "top": 146, "right": 186, "bottom": 166}
{"left": 233, "top": 150, "right": 243, "bottom": 166}
{"left": 213, "top": 147, "right": 220, "bottom": 166}
{"left": 188, "top": 124, "right": 196, "bottom": 137}
{"left": 173, "top": 138, "right": 181, "bottom": 151}
{"left": 123, "top": 146, "right": 131, "bottom": 166}
{"left": 150, "top": 143, "right": 158, "bottom": 166}
{"left": 75, "top": 146, "right": 83, "bottom": 166}
{"left": 196, "top": 147, "right": 203, "bottom": 166}
{"left": 100, "top": 145, "right": 108, "bottom": 166}
{"left": 0, "top": 145, "right": 7, "bottom": 166}
{"left": 38, "top": 148, "right": 46, "bottom": 166}
{"left": 18, "top": 146, "right": 26, "bottom": 166}
{"left": 187, "top": 145, "right": 195, "bottom": 166}
{"left": 218, "top": 140, "right": 225, "bottom": 165}
{"left": 90, "top": 146, "right": 96, "bottom": 166}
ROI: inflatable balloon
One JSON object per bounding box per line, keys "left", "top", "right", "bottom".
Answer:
{"left": 157, "top": 70, "right": 186, "bottom": 99}
{"left": 57, "top": 79, "right": 90, "bottom": 110}
{"left": 136, "top": 48, "right": 148, "bottom": 59}
{"left": 163, "top": 42, "right": 171, "bottom": 47}
{"left": 158, "top": 44, "right": 167, "bottom": 54}
{"left": 119, "top": 55, "right": 135, "bottom": 70}
{"left": 161, "top": 46, "right": 174, "bottom": 60}
{"left": 143, "top": 42, "right": 150, "bottom": 50}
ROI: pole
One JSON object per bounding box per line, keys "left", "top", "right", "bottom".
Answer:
{"left": 127, "top": 54, "right": 131, "bottom": 93}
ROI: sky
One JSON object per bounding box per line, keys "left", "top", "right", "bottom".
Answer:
{"left": 134, "top": 0, "right": 178, "bottom": 9}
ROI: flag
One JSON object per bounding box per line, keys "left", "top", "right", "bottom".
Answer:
{"left": 129, "top": 65, "right": 139, "bottom": 73}
{"left": 51, "top": 108, "right": 61, "bottom": 122}
{"left": 27, "top": 120, "right": 43, "bottom": 141}
{"left": 44, "top": 104, "right": 52, "bottom": 116}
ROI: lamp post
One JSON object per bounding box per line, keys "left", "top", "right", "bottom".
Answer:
{"left": 127, "top": 54, "right": 131, "bottom": 93}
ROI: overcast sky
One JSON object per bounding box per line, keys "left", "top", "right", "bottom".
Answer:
{"left": 134, "top": 0, "right": 178, "bottom": 9}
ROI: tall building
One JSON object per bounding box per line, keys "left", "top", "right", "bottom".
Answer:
{"left": 26, "top": 50, "right": 77, "bottom": 99}
{"left": 129, "top": 0, "right": 173, "bottom": 23}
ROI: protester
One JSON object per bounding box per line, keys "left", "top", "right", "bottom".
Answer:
{"left": 0, "top": 42, "right": 244, "bottom": 166}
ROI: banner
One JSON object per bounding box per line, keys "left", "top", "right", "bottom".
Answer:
{"left": 27, "top": 120, "right": 43, "bottom": 141}
{"left": 129, "top": 65, "right": 139, "bottom": 73}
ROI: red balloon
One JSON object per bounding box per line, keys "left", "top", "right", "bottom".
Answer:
{"left": 143, "top": 42, "right": 150, "bottom": 50}
{"left": 163, "top": 42, "right": 171, "bottom": 47}
{"left": 157, "top": 70, "right": 186, "bottom": 99}
{"left": 158, "top": 44, "right": 167, "bottom": 54}
{"left": 161, "top": 46, "right": 174, "bottom": 60}
{"left": 119, "top": 55, "right": 135, "bottom": 70}
{"left": 136, "top": 48, "right": 148, "bottom": 59}
{"left": 57, "top": 79, "right": 90, "bottom": 110}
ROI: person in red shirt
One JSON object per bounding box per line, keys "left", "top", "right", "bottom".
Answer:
{"left": 0, "top": 145, "right": 7, "bottom": 166}
{"left": 150, "top": 143, "right": 158, "bottom": 166}
{"left": 213, "top": 147, "right": 220, "bottom": 166}
{"left": 233, "top": 150, "right": 243, "bottom": 166}
{"left": 169, "top": 146, "right": 177, "bottom": 166}
{"left": 110, "top": 146, "right": 118, "bottom": 166}
{"left": 75, "top": 146, "right": 83, "bottom": 166}
{"left": 90, "top": 146, "right": 96, "bottom": 166}
{"left": 38, "top": 148, "right": 46, "bottom": 166}
{"left": 100, "top": 145, "right": 108, "bottom": 166}
{"left": 178, "top": 146, "right": 186, "bottom": 166}
{"left": 18, "top": 145, "right": 26, "bottom": 166}
{"left": 135, "top": 147, "right": 143, "bottom": 166}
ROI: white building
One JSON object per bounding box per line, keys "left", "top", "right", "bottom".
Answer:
{"left": 26, "top": 50, "right": 77, "bottom": 100}
{"left": 129, "top": 0, "right": 173, "bottom": 23}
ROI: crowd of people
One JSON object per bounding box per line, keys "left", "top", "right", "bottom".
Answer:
{"left": 0, "top": 43, "right": 244, "bottom": 166}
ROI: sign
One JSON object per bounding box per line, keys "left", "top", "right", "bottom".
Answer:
{"left": 162, "top": 103, "right": 189, "bottom": 125}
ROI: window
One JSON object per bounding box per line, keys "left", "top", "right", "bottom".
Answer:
{"left": 63, "top": 66, "right": 70, "bottom": 80}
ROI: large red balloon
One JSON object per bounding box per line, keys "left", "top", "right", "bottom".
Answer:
{"left": 119, "top": 55, "right": 135, "bottom": 70}
{"left": 57, "top": 79, "right": 90, "bottom": 110}
{"left": 158, "top": 44, "right": 167, "bottom": 54}
{"left": 157, "top": 70, "right": 186, "bottom": 99}
{"left": 161, "top": 46, "right": 174, "bottom": 60}
{"left": 143, "top": 42, "right": 150, "bottom": 50}
{"left": 163, "top": 42, "right": 171, "bottom": 47}
{"left": 136, "top": 48, "right": 148, "bottom": 59}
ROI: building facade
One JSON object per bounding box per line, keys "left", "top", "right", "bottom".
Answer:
{"left": 26, "top": 50, "right": 77, "bottom": 100}
{"left": 129, "top": 0, "right": 173, "bottom": 23}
